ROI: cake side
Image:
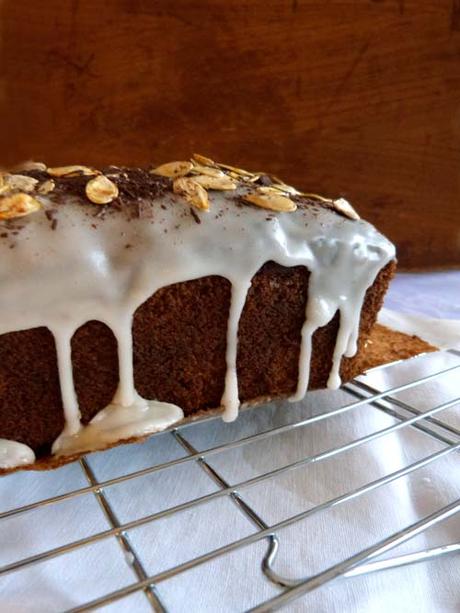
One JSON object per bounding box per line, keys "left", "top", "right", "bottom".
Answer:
{"left": 0, "top": 156, "right": 396, "bottom": 471}
{"left": 0, "top": 260, "right": 395, "bottom": 475}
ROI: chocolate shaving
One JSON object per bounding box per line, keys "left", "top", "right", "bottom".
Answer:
{"left": 256, "top": 174, "right": 274, "bottom": 187}
{"left": 190, "top": 207, "right": 201, "bottom": 224}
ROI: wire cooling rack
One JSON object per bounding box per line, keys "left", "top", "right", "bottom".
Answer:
{"left": 0, "top": 350, "right": 459, "bottom": 612}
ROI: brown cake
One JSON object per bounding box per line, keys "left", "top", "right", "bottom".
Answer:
{"left": 0, "top": 156, "right": 397, "bottom": 473}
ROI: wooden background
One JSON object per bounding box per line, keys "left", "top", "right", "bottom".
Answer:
{"left": 1, "top": 0, "right": 459, "bottom": 269}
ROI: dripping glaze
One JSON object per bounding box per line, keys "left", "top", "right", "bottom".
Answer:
{"left": 0, "top": 185, "right": 395, "bottom": 465}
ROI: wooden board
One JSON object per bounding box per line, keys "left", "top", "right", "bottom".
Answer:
{"left": 1, "top": 0, "right": 459, "bottom": 268}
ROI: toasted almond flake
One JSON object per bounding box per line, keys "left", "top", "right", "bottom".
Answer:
{"left": 47, "top": 165, "right": 98, "bottom": 177}
{"left": 190, "top": 165, "right": 226, "bottom": 178}
{"left": 226, "top": 171, "right": 244, "bottom": 181}
{"left": 333, "top": 197, "right": 360, "bottom": 220}
{"left": 257, "top": 184, "right": 300, "bottom": 197}
{"left": 268, "top": 174, "right": 285, "bottom": 185}
{"left": 0, "top": 193, "right": 42, "bottom": 220}
{"left": 37, "top": 179, "right": 55, "bottom": 195}
{"left": 85, "top": 175, "right": 119, "bottom": 204}
{"left": 192, "top": 174, "right": 237, "bottom": 190}
{"left": 0, "top": 174, "right": 9, "bottom": 195}
{"left": 15, "top": 161, "right": 47, "bottom": 172}
{"left": 0, "top": 174, "right": 39, "bottom": 193}
{"left": 150, "top": 161, "right": 193, "bottom": 178}
{"left": 192, "top": 153, "right": 215, "bottom": 166}
{"left": 217, "top": 162, "right": 254, "bottom": 177}
{"left": 226, "top": 170, "right": 257, "bottom": 183}
{"left": 257, "top": 185, "right": 289, "bottom": 196}
{"left": 260, "top": 183, "right": 300, "bottom": 196}
{"left": 301, "top": 192, "right": 333, "bottom": 203}
{"left": 271, "top": 183, "right": 300, "bottom": 195}
{"left": 243, "top": 191, "right": 297, "bottom": 212}
{"left": 173, "top": 177, "right": 209, "bottom": 210}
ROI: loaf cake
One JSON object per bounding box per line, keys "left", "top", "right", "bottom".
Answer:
{"left": 0, "top": 155, "right": 396, "bottom": 473}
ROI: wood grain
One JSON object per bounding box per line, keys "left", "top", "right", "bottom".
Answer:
{"left": 1, "top": 0, "right": 459, "bottom": 268}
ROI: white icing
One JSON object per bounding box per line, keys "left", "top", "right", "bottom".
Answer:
{"left": 0, "top": 184, "right": 395, "bottom": 461}
{"left": 0, "top": 439, "right": 36, "bottom": 469}
{"left": 221, "top": 280, "right": 252, "bottom": 422}
{"left": 53, "top": 325, "right": 81, "bottom": 436}
{"left": 291, "top": 234, "right": 389, "bottom": 400}
{"left": 52, "top": 394, "right": 183, "bottom": 456}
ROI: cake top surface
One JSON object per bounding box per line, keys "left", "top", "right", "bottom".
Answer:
{"left": 0, "top": 154, "right": 360, "bottom": 238}
{"left": 0, "top": 155, "right": 395, "bottom": 339}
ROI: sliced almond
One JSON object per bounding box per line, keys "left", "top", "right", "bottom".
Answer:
{"left": 258, "top": 183, "right": 300, "bottom": 196}
{"left": 257, "top": 184, "right": 300, "bottom": 198}
{"left": 302, "top": 192, "right": 333, "bottom": 203}
{"left": 0, "top": 174, "right": 39, "bottom": 194}
{"left": 151, "top": 161, "right": 193, "bottom": 178}
{"left": 242, "top": 191, "right": 297, "bottom": 212}
{"left": 192, "top": 153, "right": 215, "bottom": 166}
{"left": 47, "top": 165, "right": 98, "bottom": 177}
{"left": 217, "top": 162, "right": 254, "bottom": 178}
{"left": 85, "top": 175, "right": 119, "bottom": 204}
{"left": 37, "top": 179, "right": 55, "bottom": 195}
{"left": 270, "top": 183, "right": 300, "bottom": 195}
{"left": 173, "top": 177, "right": 209, "bottom": 210}
{"left": 268, "top": 174, "right": 285, "bottom": 185}
{"left": 226, "top": 170, "right": 256, "bottom": 183}
{"left": 193, "top": 174, "right": 237, "bottom": 190}
{"left": 257, "top": 185, "right": 289, "bottom": 196}
{"left": 190, "top": 165, "right": 226, "bottom": 178}
{"left": 0, "top": 193, "right": 42, "bottom": 220}
{"left": 15, "top": 161, "right": 47, "bottom": 172}
{"left": 332, "top": 197, "right": 360, "bottom": 220}
{"left": 226, "top": 170, "right": 245, "bottom": 181}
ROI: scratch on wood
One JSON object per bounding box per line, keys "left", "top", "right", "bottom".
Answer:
{"left": 292, "top": 0, "right": 299, "bottom": 13}
{"left": 333, "top": 41, "right": 370, "bottom": 101}
{"left": 49, "top": 50, "right": 98, "bottom": 77}
{"left": 315, "top": 40, "right": 370, "bottom": 133}
{"left": 451, "top": 0, "right": 460, "bottom": 31}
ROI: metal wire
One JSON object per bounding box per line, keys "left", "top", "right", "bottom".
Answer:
{"left": 1, "top": 350, "right": 459, "bottom": 612}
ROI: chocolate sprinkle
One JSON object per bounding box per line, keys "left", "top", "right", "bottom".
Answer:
{"left": 256, "top": 174, "right": 274, "bottom": 187}
{"left": 190, "top": 207, "right": 201, "bottom": 224}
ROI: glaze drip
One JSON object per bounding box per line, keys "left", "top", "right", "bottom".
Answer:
{"left": 221, "top": 279, "right": 252, "bottom": 423}
{"left": 0, "top": 171, "right": 395, "bottom": 466}
{"left": 0, "top": 439, "right": 36, "bottom": 469}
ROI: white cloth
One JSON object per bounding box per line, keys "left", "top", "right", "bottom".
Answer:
{"left": 380, "top": 271, "right": 460, "bottom": 349}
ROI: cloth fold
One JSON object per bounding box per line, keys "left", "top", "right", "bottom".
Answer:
{"left": 378, "top": 308, "right": 460, "bottom": 350}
